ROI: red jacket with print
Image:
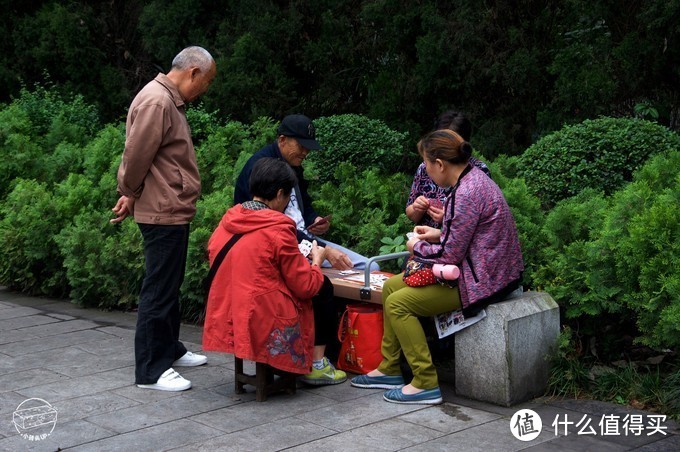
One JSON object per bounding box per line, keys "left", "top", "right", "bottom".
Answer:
{"left": 202, "top": 205, "right": 324, "bottom": 373}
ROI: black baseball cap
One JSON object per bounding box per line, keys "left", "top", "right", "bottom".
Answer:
{"left": 277, "top": 114, "right": 322, "bottom": 150}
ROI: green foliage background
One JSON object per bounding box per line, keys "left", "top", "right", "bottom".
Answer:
{"left": 1, "top": 86, "right": 678, "bottom": 357}
{"left": 0, "top": 0, "right": 678, "bottom": 155}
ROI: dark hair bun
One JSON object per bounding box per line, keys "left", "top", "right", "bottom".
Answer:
{"left": 460, "top": 141, "right": 473, "bottom": 159}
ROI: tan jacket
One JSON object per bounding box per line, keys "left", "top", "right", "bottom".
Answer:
{"left": 117, "top": 73, "right": 201, "bottom": 224}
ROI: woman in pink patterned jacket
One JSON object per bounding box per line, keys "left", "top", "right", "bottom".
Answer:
{"left": 351, "top": 129, "right": 523, "bottom": 405}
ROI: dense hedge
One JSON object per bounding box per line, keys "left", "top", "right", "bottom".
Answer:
{"left": 307, "top": 114, "right": 410, "bottom": 184}
{"left": 533, "top": 150, "right": 680, "bottom": 349}
{"left": 519, "top": 117, "right": 680, "bottom": 207}
{"left": 1, "top": 86, "right": 679, "bottom": 352}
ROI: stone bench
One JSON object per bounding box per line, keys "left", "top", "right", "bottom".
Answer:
{"left": 454, "top": 291, "right": 560, "bottom": 406}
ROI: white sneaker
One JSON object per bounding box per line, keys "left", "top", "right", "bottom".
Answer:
{"left": 173, "top": 351, "right": 208, "bottom": 367}
{"left": 137, "top": 368, "right": 191, "bottom": 391}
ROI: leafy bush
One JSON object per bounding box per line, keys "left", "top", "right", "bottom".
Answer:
{"left": 13, "top": 83, "right": 100, "bottom": 141}
{"left": 308, "top": 114, "right": 409, "bottom": 184}
{"left": 0, "top": 179, "right": 67, "bottom": 296}
{"left": 58, "top": 211, "right": 143, "bottom": 309}
{"left": 592, "top": 150, "right": 680, "bottom": 349}
{"left": 533, "top": 150, "right": 680, "bottom": 350}
{"left": 0, "top": 84, "right": 101, "bottom": 196}
{"left": 82, "top": 124, "right": 125, "bottom": 184}
{"left": 532, "top": 189, "right": 613, "bottom": 318}
{"left": 196, "top": 117, "right": 277, "bottom": 195}
{"left": 519, "top": 117, "right": 680, "bottom": 207}
{"left": 311, "top": 163, "right": 412, "bottom": 265}
{"left": 487, "top": 156, "right": 546, "bottom": 289}
{"left": 180, "top": 186, "right": 234, "bottom": 323}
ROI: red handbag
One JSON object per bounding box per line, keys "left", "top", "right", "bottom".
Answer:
{"left": 336, "top": 304, "right": 384, "bottom": 374}
{"left": 402, "top": 257, "right": 436, "bottom": 287}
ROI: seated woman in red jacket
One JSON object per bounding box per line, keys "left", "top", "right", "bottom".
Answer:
{"left": 203, "top": 158, "right": 346, "bottom": 385}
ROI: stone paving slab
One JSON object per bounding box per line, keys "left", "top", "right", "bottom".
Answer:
{"left": 1, "top": 288, "right": 678, "bottom": 451}
{"left": 0, "top": 313, "right": 60, "bottom": 331}
{"left": 177, "top": 416, "right": 339, "bottom": 452}
{"left": 70, "top": 419, "right": 225, "bottom": 452}
{"left": 288, "top": 416, "right": 446, "bottom": 451}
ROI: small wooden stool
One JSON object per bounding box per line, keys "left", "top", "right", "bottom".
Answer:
{"left": 234, "top": 357, "right": 298, "bottom": 402}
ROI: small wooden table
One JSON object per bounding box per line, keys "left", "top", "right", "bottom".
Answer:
{"left": 322, "top": 269, "right": 393, "bottom": 304}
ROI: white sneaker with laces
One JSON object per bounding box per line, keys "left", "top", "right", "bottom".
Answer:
{"left": 173, "top": 351, "right": 207, "bottom": 367}
{"left": 137, "top": 368, "right": 191, "bottom": 391}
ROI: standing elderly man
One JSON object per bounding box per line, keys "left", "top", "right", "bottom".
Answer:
{"left": 234, "top": 114, "right": 377, "bottom": 270}
{"left": 111, "top": 46, "right": 217, "bottom": 391}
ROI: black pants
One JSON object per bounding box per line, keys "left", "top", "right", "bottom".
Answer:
{"left": 311, "top": 276, "right": 339, "bottom": 347}
{"left": 135, "top": 223, "right": 189, "bottom": 384}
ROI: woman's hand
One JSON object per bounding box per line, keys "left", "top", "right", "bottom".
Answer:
{"left": 406, "top": 237, "right": 419, "bottom": 253}
{"left": 427, "top": 204, "right": 444, "bottom": 224}
{"left": 412, "top": 195, "right": 430, "bottom": 213}
{"left": 309, "top": 240, "right": 327, "bottom": 267}
{"left": 414, "top": 225, "right": 441, "bottom": 243}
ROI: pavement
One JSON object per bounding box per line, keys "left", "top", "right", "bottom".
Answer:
{"left": 1, "top": 287, "right": 679, "bottom": 451}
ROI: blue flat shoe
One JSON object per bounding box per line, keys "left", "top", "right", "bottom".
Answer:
{"left": 383, "top": 387, "right": 443, "bottom": 405}
{"left": 350, "top": 374, "right": 405, "bottom": 389}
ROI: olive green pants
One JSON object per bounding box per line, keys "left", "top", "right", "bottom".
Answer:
{"left": 377, "top": 273, "right": 461, "bottom": 390}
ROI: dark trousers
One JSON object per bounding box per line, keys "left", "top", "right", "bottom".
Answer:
{"left": 311, "top": 276, "right": 338, "bottom": 346}
{"left": 135, "top": 223, "right": 189, "bottom": 384}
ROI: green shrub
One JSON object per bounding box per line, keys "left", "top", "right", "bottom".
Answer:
{"left": 532, "top": 190, "right": 613, "bottom": 318}
{"left": 82, "top": 124, "right": 125, "bottom": 184}
{"left": 592, "top": 151, "right": 680, "bottom": 349}
{"left": 13, "top": 83, "right": 100, "bottom": 141}
{"left": 534, "top": 150, "right": 680, "bottom": 350}
{"left": 0, "top": 84, "right": 102, "bottom": 195}
{"left": 308, "top": 114, "right": 409, "bottom": 183}
{"left": 547, "top": 326, "right": 591, "bottom": 398}
{"left": 519, "top": 117, "right": 680, "bottom": 207}
{"left": 311, "top": 163, "right": 412, "bottom": 263}
{"left": 180, "top": 186, "right": 234, "bottom": 323}
{"left": 185, "top": 104, "right": 223, "bottom": 145}
{"left": 488, "top": 156, "right": 546, "bottom": 289}
{"left": 0, "top": 179, "right": 67, "bottom": 296}
{"left": 196, "top": 117, "right": 277, "bottom": 194}
{"left": 58, "top": 211, "right": 143, "bottom": 309}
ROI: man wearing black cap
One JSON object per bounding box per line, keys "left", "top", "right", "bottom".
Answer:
{"left": 234, "top": 114, "right": 375, "bottom": 270}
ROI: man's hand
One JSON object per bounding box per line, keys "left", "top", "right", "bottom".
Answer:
{"left": 325, "top": 246, "right": 353, "bottom": 270}
{"left": 110, "top": 195, "right": 135, "bottom": 224}
{"left": 307, "top": 215, "right": 331, "bottom": 235}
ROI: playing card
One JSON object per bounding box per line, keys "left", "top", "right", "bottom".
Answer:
{"left": 298, "top": 239, "right": 313, "bottom": 257}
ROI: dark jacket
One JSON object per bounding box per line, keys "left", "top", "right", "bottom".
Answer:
{"left": 234, "top": 142, "right": 322, "bottom": 243}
